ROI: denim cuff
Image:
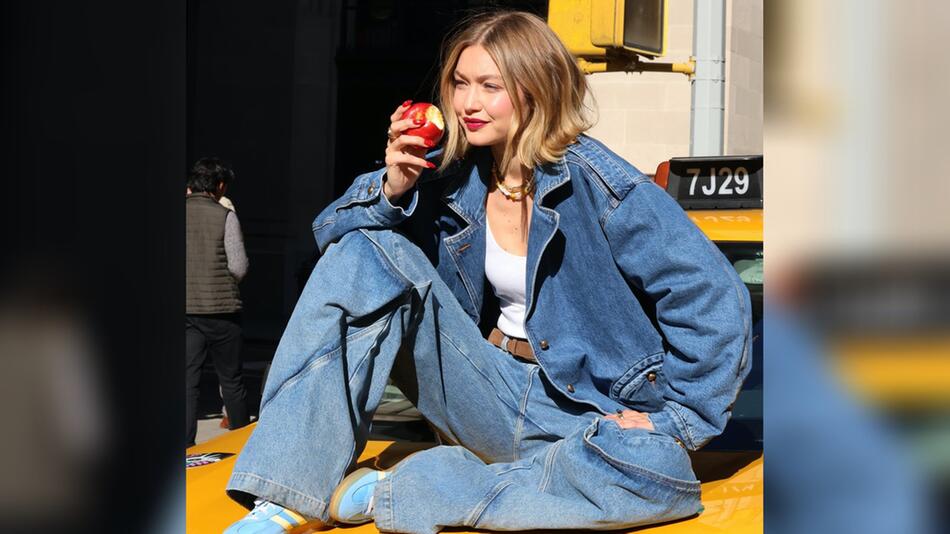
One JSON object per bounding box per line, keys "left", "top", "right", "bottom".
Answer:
{"left": 649, "top": 405, "right": 693, "bottom": 450}
{"left": 372, "top": 470, "right": 396, "bottom": 531}
{"left": 226, "top": 471, "right": 330, "bottom": 522}
{"left": 374, "top": 171, "right": 419, "bottom": 224}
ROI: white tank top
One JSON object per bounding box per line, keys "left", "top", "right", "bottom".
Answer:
{"left": 485, "top": 222, "right": 528, "bottom": 339}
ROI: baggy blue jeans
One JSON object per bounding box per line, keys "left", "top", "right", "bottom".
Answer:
{"left": 226, "top": 229, "right": 702, "bottom": 533}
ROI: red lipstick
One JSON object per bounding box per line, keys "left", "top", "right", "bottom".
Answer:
{"left": 463, "top": 118, "right": 488, "bottom": 131}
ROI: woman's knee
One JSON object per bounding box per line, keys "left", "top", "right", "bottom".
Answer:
{"left": 316, "top": 230, "right": 402, "bottom": 280}
{"left": 322, "top": 229, "right": 415, "bottom": 262}
{"left": 337, "top": 229, "right": 434, "bottom": 286}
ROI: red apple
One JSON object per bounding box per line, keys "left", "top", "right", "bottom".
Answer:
{"left": 401, "top": 102, "right": 445, "bottom": 145}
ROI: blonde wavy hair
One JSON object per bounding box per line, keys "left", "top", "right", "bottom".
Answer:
{"left": 436, "top": 11, "right": 595, "bottom": 174}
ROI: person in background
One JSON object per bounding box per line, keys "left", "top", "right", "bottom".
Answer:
{"left": 185, "top": 157, "right": 250, "bottom": 447}
{"left": 216, "top": 194, "right": 236, "bottom": 429}
{"left": 218, "top": 195, "right": 236, "bottom": 212}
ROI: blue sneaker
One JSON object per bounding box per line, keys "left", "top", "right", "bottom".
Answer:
{"left": 328, "top": 467, "right": 387, "bottom": 525}
{"left": 224, "top": 499, "right": 320, "bottom": 533}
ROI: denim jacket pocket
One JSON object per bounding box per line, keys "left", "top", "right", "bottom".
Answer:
{"left": 610, "top": 351, "right": 666, "bottom": 411}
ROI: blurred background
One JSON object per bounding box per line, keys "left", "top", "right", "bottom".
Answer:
{"left": 764, "top": 0, "right": 949, "bottom": 532}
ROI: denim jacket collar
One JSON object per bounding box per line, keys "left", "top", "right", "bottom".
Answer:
{"left": 533, "top": 159, "right": 571, "bottom": 206}
{"left": 524, "top": 159, "right": 570, "bottom": 321}
{"left": 441, "top": 152, "right": 490, "bottom": 227}
{"left": 439, "top": 149, "right": 572, "bottom": 323}
{"left": 440, "top": 150, "right": 572, "bottom": 220}
{"left": 440, "top": 154, "right": 489, "bottom": 320}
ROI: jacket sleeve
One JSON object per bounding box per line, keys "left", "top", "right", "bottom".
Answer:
{"left": 604, "top": 180, "right": 752, "bottom": 450}
{"left": 311, "top": 167, "right": 419, "bottom": 254}
{"left": 223, "top": 210, "right": 249, "bottom": 282}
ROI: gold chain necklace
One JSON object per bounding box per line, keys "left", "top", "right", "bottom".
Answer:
{"left": 492, "top": 161, "right": 533, "bottom": 201}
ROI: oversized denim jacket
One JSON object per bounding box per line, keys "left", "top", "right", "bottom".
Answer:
{"left": 312, "top": 134, "right": 752, "bottom": 450}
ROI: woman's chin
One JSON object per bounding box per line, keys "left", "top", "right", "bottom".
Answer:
{"left": 464, "top": 132, "right": 498, "bottom": 147}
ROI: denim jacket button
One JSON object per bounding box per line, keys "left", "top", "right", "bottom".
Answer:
{"left": 539, "top": 340, "right": 549, "bottom": 350}
{"left": 566, "top": 384, "right": 575, "bottom": 393}
{"left": 367, "top": 184, "right": 376, "bottom": 195}
{"left": 646, "top": 371, "right": 657, "bottom": 383}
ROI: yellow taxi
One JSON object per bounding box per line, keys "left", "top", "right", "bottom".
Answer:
{"left": 186, "top": 155, "right": 764, "bottom": 533}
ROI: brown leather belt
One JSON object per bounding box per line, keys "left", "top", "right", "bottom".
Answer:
{"left": 488, "top": 328, "right": 536, "bottom": 362}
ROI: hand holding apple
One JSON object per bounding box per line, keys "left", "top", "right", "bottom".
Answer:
{"left": 383, "top": 101, "right": 443, "bottom": 201}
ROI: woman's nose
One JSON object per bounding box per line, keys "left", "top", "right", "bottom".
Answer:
{"left": 464, "top": 89, "right": 481, "bottom": 113}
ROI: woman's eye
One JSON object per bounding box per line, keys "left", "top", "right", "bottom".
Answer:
{"left": 484, "top": 84, "right": 502, "bottom": 91}
{"left": 453, "top": 79, "right": 466, "bottom": 86}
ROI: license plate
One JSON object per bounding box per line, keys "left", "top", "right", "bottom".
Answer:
{"left": 667, "top": 155, "right": 763, "bottom": 209}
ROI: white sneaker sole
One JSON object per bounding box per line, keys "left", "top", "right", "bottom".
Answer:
{"left": 328, "top": 467, "right": 377, "bottom": 525}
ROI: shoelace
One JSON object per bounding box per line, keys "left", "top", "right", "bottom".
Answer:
{"left": 249, "top": 500, "right": 281, "bottom": 520}
{"left": 365, "top": 493, "right": 375, "bottom": 516}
